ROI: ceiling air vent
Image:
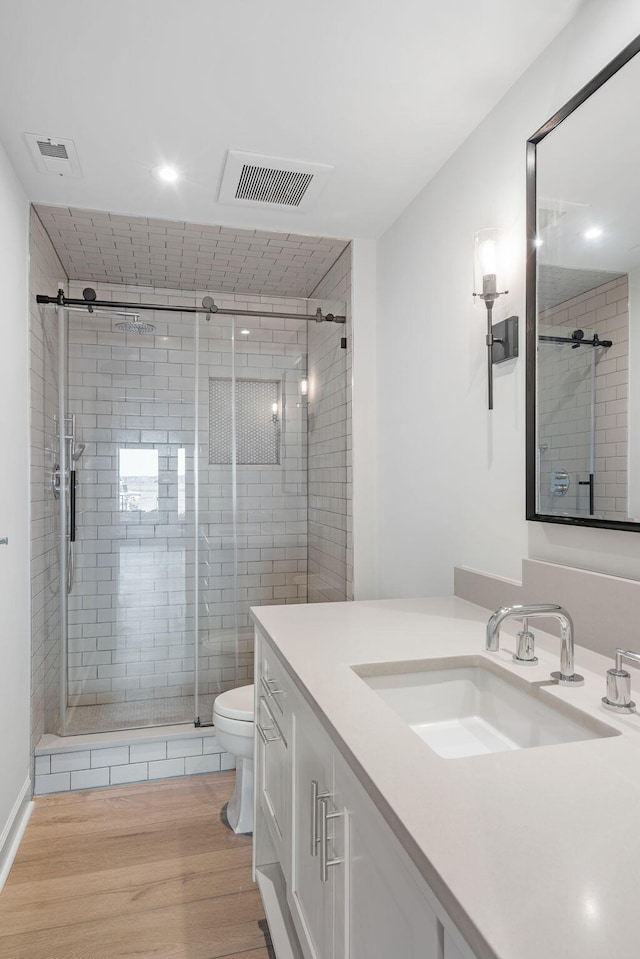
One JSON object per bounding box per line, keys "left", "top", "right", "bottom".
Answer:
{"left": 37, "top": 140, "right": 69, "bottom": 159}
{"left": 218, "top": 150, "right": 333, "bottom": 212}
{"left": 24, "top": 133, "right": 82, "bottom": 177}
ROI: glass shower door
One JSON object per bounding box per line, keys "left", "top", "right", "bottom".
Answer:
{"left": 195, "top": 304, "right": 310, "bottom": 721}
{"left": 59, "top": 304, "right": 199, "bottom": 735}
{"left": 194, "top": 309, "right": 241, "bottom": 725}
{"left": 537, "top": 324, "right": 596, "bottom": 517}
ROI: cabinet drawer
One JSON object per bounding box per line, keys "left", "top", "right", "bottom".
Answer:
{"left": 258, "top": 629, "right": 292, "bottom": 736}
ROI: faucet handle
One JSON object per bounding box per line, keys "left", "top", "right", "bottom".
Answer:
{"left": 513, "top": 617, "right": 538, "bottom": 666}
{"left": 602, "top": 648, "right": 640, "bottom": 714}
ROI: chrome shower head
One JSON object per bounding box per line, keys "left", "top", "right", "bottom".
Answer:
{"left": 115, "top": 320, "right": 156, "bottom": 334}
{"left": 72, "top": 442, "right": 86, "bottom": 461}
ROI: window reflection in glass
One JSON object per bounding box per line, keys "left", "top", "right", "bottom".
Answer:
{"left": 119, "top": 449, "right": 159, "bottom": 512}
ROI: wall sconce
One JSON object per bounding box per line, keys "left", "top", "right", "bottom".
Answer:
{"left": 473, "top": 228, "right": 519, "bottom": 410}
{"left": 300, "top": 378, "right": 308, "bottom": 397}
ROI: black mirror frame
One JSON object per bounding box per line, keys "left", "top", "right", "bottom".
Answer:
{"left": 526, "top": 33, "right": 640, "bottom": 532}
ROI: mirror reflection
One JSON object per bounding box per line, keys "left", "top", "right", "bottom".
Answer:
{"left": 533, "top": 45, "right": 640, "bottom": 525}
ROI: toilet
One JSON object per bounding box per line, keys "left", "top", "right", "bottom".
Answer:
{"left": 213, "top": 684, "right": 255, "bottom": 834}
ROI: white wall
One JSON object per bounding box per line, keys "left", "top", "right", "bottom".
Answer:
{"left": 351, "top": 238, "right": 378, "bottom": 599}
{"left": 375, "top": 0, "right": 640, "bottom": 596}
{"left": 0, "top": 143, "right": 31, "bottom": 856}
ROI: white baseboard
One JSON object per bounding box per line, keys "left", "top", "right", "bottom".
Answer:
{"left": 0, "top": 777, "right": 34, "bottom": 893}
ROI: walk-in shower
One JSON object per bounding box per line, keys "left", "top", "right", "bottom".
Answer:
{"left": 38, "top": 285, "right": 349, "bottom": 737}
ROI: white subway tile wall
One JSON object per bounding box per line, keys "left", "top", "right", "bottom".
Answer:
{"left": 34, "top": 730, "right": 229, "bottom": 794}
{"left": 307, "top": 245, "right": 353, "bottom": 602}
{"left": 538, "top": 276, "right": 628, "bottom": 519}
{"left": 29, "top": 208, "right": 66, "bottom": 748}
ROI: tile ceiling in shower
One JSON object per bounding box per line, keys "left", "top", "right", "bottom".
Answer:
{"left": 34, "top": 204, "right": 349, "bottom": 297}
{"left": 538, "top": 264, "right": 626, "bottom": 313}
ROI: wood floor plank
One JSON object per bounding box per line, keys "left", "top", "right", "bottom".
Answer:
{"left": 0, "top": 846, "right": 252, "bottom": 912}
{"left": 28, "top": 773, "right": 235, "bottom": 820}
{"left": 8, "top": 810, "right": 250, "bottom": 883}
{"left": 22, "top": 784, "right": 233, "bottom": 843}
{"left": 0, "top": 861, "right": 256, "bottom": 936}
{"left": 0, "top": 773, "right": 273, "bottom": 959}
{"left": 0, "top": 893, "right": 268, "bottom": 959}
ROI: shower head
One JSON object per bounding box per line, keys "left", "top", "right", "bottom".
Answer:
{"left": 71, "top": 442, "right": 86, "bottom": 461}
{"left": 115, "top": 319, "right": 156, "bottom": 334}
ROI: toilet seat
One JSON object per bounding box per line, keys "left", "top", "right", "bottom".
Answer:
{"left": 213, "top": 685, "right": 254, "bottom": 722}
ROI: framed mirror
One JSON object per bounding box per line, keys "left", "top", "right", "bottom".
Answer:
{"left": 526, "top": 34, "right": 640, "bottom": 531}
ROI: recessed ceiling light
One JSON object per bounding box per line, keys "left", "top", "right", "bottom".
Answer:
{"left": 533, "top": 236, "right": 544, "bottom": 248}
{"left": 153, "top": 165, "right": 180, "bottom": 184}
{"left": 240, "top": 329, "right": 250, "bottom": 335}
{"left": 584, "top": 227, "right": 603, "bottom": 240}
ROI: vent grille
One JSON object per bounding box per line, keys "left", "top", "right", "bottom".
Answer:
{"left": 218, "top": 150, "right": 333, "bottom": 212}
{"left": 235, "top": 164, "right": 313, "bottom": 207}
{"left": 37, "top": 140, "right": 69, "bottom": 159}
{"left": 24, "top": 133, "right": 82, "bottom": 178}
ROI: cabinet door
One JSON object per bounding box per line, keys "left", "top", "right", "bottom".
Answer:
{"left": 336, "top": 755, "right": 441, "bottom": 959}
{"left": 257, "top": 695, "right": 289, "bottom": 857}
{"left": 290, "top": 704, "right": 340, "bottom": 959}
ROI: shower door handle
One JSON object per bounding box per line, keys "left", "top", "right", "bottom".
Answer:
{"left": 70, "top": 469, "right": 76, "bottom": 542}
{"left": 578, "top": 474, "right": 594, "bottom": 516}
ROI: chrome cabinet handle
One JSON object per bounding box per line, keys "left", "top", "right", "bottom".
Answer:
{"left": 256, "top": 721, "right": 280, "bottom": 744}
{"left": 310, "top": 779, "right": 330, "bottom": 856}
{"left": 262, "top": 675, "right": 284, "bottom": 696}
{"left": 319, "top": 796, "right": 342, "bottom": 882}
{"left": 260, "top": 674, "right": 283, "bottom": 700}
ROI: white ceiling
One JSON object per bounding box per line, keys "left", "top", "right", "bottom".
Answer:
{"left": 34, "top": 204, "right": 348, "bottom": 296}
{"left": 538, "top": 42, "right": 640, "bottom": 276}
{"left": 0, "top": 0, "right": 584, "bottom": 239}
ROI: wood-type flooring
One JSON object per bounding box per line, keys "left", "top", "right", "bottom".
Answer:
{"left": 0, "top": 772, "right": 274, "bottom": 959}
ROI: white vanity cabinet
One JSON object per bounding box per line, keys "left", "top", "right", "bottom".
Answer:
{"left": 253, "top": 628, "right": 478, "bottom": 959}
{"left": 289, "top": 699, "right": 345, "bottom": 959}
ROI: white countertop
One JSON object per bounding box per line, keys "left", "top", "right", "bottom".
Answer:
{"left": 251, "top": 596, "right": 640, "bottom": 959}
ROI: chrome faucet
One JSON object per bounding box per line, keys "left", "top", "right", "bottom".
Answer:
{"left": 486, "top": 604, "right": 584, "bottom": 687}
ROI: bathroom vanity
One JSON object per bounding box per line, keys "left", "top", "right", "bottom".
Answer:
{"left": 251, "top": 596, "right": 640, "bottom": 959}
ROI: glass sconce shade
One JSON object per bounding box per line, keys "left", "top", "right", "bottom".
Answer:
{"left": 473, "top": 228, "right": 506, "bottom": 304}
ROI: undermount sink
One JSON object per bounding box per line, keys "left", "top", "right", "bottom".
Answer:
{"left": 353, "top": 657, "right": 618, "bottom": 759}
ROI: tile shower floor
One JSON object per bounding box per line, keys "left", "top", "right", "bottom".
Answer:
{"left": 66, "top": 694, "right": 217, "bottom": 735}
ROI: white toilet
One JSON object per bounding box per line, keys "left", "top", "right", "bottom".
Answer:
{"left": 213, "top": 684, "right": 255, "bottom": 834}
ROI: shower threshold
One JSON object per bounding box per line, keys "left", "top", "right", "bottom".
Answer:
{"left": 65, "top": 693, "right": 217, "bottom": 736}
